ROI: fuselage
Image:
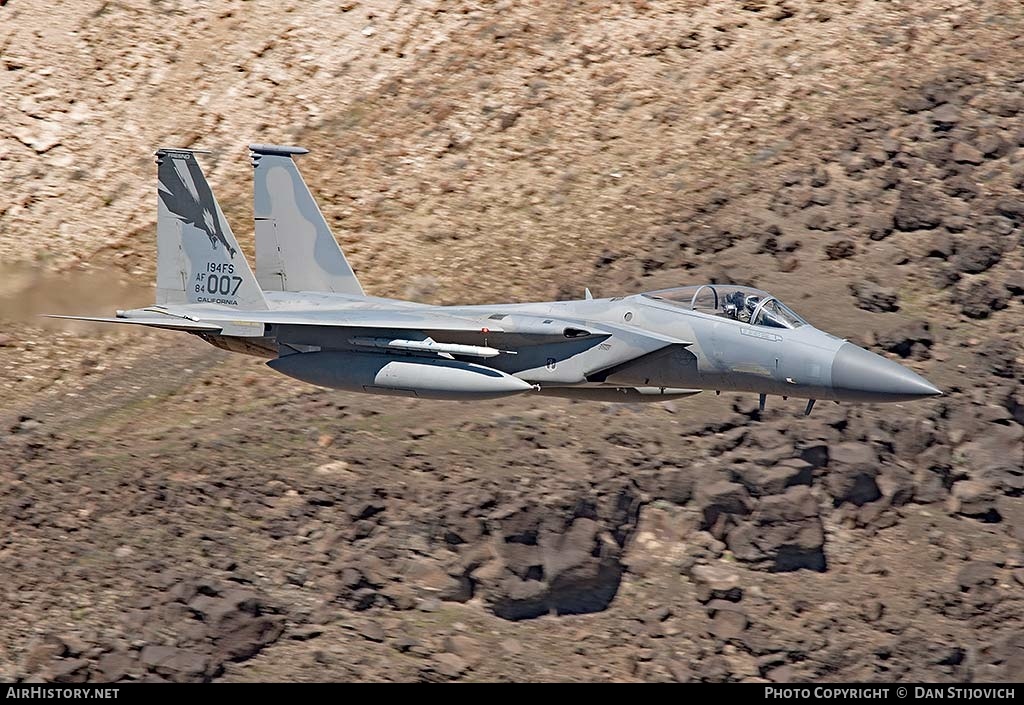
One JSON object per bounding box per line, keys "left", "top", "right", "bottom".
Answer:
{"left": 183, "top": 285, "right": 940, "bottom": 405}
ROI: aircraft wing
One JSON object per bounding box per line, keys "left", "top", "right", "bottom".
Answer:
{"left": 200, "top": 308, "right": 505, "bottom": 333}
{"left": 48, "top": 308, "right": 501, "bottom": 336}
{"left": 132, "top": 306, "right": 615, "bottom": 340}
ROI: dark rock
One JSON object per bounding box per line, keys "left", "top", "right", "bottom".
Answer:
{"left": 927, "top": 232, "right": 955, "bottom": 259}
{"left": 497, "top": 111, "right": 520, "bottom": 131}
{"left": 931, "top": 103, "right": 961, "bottom": 126}
{"left": 668, "top": 660, "right": 695, "bottom": 683}
{"left": 950, "top": 142, "right": 983, "bottom": 165}
{"left": 210, "top": 611, "right": 284, "bottom": 662}
{"left": 659, "top": 466, "right": 696, "bottom": 505}
{"left": 50, "top": 658, "right": 90, "bottom": 684}
{"left": 689, "top": 563, "right": 743, "bottom": 603}
{"left": 357, "top": 621, "right": 385, "bottom": 643}
{"left": 19, "top": 635, "right": 70, "bottom": 675}
{"left": 710, "top": 608, "right": 749, "bottom": 640}
{"left": 874, "top": 319, "right": 933, "bottom": 359}
{"left": 953, "top": 239, "right": 1001, "bottom": 274}
{"left": 731, "top": 458, "right": 813, "bottom": 497}
{"left": 976, "top": 339, "right": 1021, "bottom": 379}
{"left": 697, "top": 481, "right": 753, "bottom": 538}
{"left": 995, "top": 199, "right": 1024, "bottom": 223}
{"left": 914, "top": 446, "right": 953, "bottom": 504}
{"left": 442, "top": 635, "right": 483, "bottom": 666}
{"left": 825, "top": 442, "right": 881, "bottom": 506}
{"left": 481, "top": 486, "right": 638, "bottom": 620}
{"left": 850, "top": 281, "right": 899, "bottom": 313}
{"left": 393, "top": 636, "right": 421, "bottom": 653}
{"left": 947, "top": 481, "right": 1001, "bottom": 522}
{"left": 824, "top": 239, "right": 856, "bottom": 260}
{"left": 958, "top": 425, "right": 1024, "bottom": 495}
{"left": 877, "top": 466, "right": 915, "bottom": 506}
{"left": 139, "top": 645, "right": 212, "bottom": 683}
{"left": 954, "top": 279, "right": 1008, "bottom": 319}
{"left": 288, "top": 626, "right": 323, "bottom": 642}
{"left": 956, "top": 561, "right": 998, "bottom": 592}
{"left": 430, "top": 652, "right": 468, "bottom": 679}
{"left": 799, "top": 443, "right": 830, "bottom": 468}
{"left": 942, "top": 176, "right": 978, "bottom": 200}
{"left": 894, "top": 188, "right": 942, "bottom": 231}
{"left": 727, "top": 486, "right": 826, "bottom": 572}
{"left": 1004, "top": 270, "right": 1024, "bottom": 297}
{"left": 864, "top": 213, "right": 895, "bottom": 241}
{"left": 95, "top": 650, "right": 135, "bottom": 682}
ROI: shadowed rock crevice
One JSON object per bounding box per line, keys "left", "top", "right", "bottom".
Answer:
{"left": 477, "top": 483, "right": 641, "bottom": 621}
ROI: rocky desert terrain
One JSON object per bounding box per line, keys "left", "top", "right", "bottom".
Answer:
{"left": 1, "top": 0, "right": 1022, "bottom": 683}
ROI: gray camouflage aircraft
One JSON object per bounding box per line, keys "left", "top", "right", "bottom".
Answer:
{"left": 49, "top": 145, "right": 941, "bottom": 412}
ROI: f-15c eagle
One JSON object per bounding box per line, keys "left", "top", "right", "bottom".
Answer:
{"left": 49, "top": 146, "right": 941, "bottom": 412}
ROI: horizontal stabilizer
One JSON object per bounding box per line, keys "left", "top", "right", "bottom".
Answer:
{"left": 249, "top": 144, "right": 309, "bottom": 157}
{"left": 44, "top": 314, "right": 222, "bottom": 332}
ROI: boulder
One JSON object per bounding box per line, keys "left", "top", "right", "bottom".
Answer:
{"left": 731, "top": 458, "right": 813, "bottom": 497}
{"left": 689, "top": 563, "right": 743, "bottom": 603}
{"left": 849, "top": 281, "right": 899, "bottom": 313}
{"left": 479, "top": 483, "right": 639, "bottom": 620}
{"left": 958, "top": 426, "right": 1024, "bottom": 495}
{"left": 948, "top": 481, "right": 1001, "bottom": 522}
{"left": 50, "top": 658, "right": 90, "bottom": 684}
{"left": 874, "top": 320, "right": 933, "bottom": 359}
{"left": 953, "top": 239, "right": 1001, "bottom": 274}
{"left": 139, "top": 645, "right": 212, "bottom": 683}
{"left": 894, "top": 188, "right": 943, "bottom": 231}
{"left": 727, "top": 486, "right": 826, "bottom": 572}
{"left": 95, "top": 650, "right": 136, "bottom": 682}
{"left": 954, "top": 279, "right": 1008, "bottom": 319}
{"left": 188, "top": 590, "right": 284, "bottom": 662}
{"left": 697, "top": 481, "right": 753, "bottom": 538}
{"left": 824, "top": 442, "right": 881, "bottom": 506}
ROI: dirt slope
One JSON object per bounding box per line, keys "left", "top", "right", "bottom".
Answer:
{"left": 1, "top": 0, "right": 1022, "bottom": 683}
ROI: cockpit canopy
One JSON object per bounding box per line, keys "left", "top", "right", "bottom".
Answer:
{"left": 642, "top": 285, "right": 808, "bottom": 330}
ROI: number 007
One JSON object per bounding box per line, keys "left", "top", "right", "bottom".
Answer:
{"left": 199, "top": 275, "right": 242, "bottom": 296}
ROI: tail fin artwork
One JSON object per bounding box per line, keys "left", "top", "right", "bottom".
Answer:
{"left": 249, "top": 144, "right": 364, "bottom": 296}
{"left": 156, "top": 148, "right": 268, "bottom": 309}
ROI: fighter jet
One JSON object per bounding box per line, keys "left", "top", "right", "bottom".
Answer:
{"left": 48, "top": 146, "right": 941, "bottom": 412}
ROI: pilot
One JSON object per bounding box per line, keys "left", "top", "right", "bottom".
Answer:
{"left": 740, "top": 295, "right": 760, "bottom": 323}
{"left": 723, "top": 291, "right": 745, "bottom": 320}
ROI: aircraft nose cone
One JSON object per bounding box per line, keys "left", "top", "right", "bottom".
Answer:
{"left": 831, "top": 343, "right": 942, "bottom": 402}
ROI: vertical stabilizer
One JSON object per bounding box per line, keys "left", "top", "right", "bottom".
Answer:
{"left": 155, "top": 148, "right": 268, "bottom": 310}
{"left": 250, "top": 144, "right": 364, "bottom": 296}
